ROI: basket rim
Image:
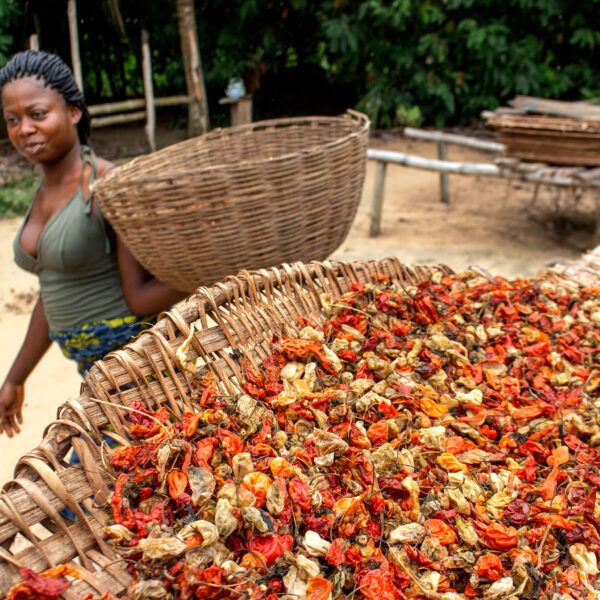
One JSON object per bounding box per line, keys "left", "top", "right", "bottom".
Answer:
{"left": 94, "top": 110, "right": 370, "bottom": 189}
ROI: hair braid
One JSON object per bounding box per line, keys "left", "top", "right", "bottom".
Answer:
{"left": 0, "top": 50, "right": 91, "bottom": 144}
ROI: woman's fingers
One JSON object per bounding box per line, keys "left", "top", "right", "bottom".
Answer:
{"left": 0, "top": 384, "right": 25, "bottom": 437}
{"left": 4, "top": 414, "right": 20, "bottom": 437}
{"left": 14, "top": 386, "right": 24, "bottom": 425}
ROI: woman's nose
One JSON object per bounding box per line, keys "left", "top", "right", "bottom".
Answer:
{"left": 18, "top": 116, "right": 37, "bottom": 136}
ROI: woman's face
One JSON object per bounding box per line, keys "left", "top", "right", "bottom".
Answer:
{"left": 1, "top": 75, "right": 81, "bottom": 165}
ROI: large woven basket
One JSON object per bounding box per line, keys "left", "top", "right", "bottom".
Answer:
{"left": 93, "top": 112, "right": 370, "bottom": 292}
{"left": 0, "top": 258, "right": 453, "bottom": 598}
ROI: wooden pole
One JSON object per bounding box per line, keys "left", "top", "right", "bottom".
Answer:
{"left": 219, "top": 95, "right": 253, "bottom": 126}
{"left": 67, "top": 0, "right": 83, "bottom": 92}
{"left": 88, "top": 95, "right": 191, "bottom": 116}
{"left": 366, "top": 148, "right": 600, "bottom": 237}
{"left": 92, "top": 111, "right": 147, "bottom": 128}
{"left": 141, "top": 29, "right": 156, "bottom": 151}
{"left": 404, "top": 127, "right": 506, "bottom": 153}
{"left": 366, "top": 149, "right": 600, "bottom": 187}
{"left": 176, "top": 0, "right": 209, "bottom": 135}
{"left": 437, "top": 141, "right": 450, "bottom": 204}
{"left": 370, "top": 161, "right": 387, "bottom": 237}
{"left": 28, "top": 34, "right": 39, "bottom": 51}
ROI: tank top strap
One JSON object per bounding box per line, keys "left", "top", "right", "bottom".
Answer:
{"left": 78, "top": 145, "right": 112, "bottom": 254}
{"left": 79, "top": 145, "right": 98, "bottom": 215}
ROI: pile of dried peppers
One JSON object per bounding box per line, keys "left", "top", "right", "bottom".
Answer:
{"left": 9, "top": 270, "right": 600, "bottom": 600}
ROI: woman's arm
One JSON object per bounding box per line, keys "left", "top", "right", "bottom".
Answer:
{"left": 116, "top": 236, "right": 187, "bottom": 316}
{"left": 0, "top": 296, "right": 52, "bottom": 437}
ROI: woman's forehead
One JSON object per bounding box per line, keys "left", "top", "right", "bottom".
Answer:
{"left": 2, "top": 75, "right": 65, "bottom": 106}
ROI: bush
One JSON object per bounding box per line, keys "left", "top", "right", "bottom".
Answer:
{"left": 0, "top": 170, "right": 38, "bottom": 218}
{"left": 316, "top": 0, "right": 600, "bottom": 127}
{"left": 5, "top": 1, "right": 600, "bottom": 128}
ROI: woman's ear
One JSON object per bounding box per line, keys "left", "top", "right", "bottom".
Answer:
{"left": 69, "top": 104, "right": 82, "bottom": 125}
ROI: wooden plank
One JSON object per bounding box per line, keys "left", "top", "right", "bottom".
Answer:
{"left": 404, "top": 127, "right": 505, "bottom": 153}
{"left": 510, "top": 96, "right": 600, "bottom": 121}
{"left": 28, "top": 34, "right": 39, "bottom": 51}
{"left": 485, "top": 114, "right": 600, "bottom": 134}
{"left": 496, "top": 132, "right": 600, "bottom": 166}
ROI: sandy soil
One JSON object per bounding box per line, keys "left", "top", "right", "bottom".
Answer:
{"left": 0, "top": 135, "right": 594, "bottom": 485}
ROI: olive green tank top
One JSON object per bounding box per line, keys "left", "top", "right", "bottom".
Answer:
{"left": 13, "top": 146, "right": 132, "bottom": 332}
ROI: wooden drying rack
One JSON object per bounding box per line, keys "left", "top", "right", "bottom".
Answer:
{"left": 367, "top": 127, "right": 600, "bottom": 238}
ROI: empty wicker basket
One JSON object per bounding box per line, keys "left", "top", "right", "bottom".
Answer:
{"left": 93, "top": 111, "right": 370, "bottom": 292}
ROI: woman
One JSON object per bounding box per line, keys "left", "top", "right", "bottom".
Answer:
{"left": 0, "top": 50, "right": 186, "bottom": 437}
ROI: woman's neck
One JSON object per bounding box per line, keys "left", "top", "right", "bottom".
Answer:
{"left": 41, "top": 142, "right": 83, "bottom": 188}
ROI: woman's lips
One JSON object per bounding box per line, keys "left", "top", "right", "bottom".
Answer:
{"left": 23, "top": 142, "right": 45, "bottom": 156}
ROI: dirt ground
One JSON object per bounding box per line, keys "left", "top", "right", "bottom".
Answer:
{"left": 0, "top": 132, "right": 596, "bottom": 485}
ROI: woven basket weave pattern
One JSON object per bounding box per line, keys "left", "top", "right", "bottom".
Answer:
{"left": 0, "top": 259, "right": 453, "bottom": 598}
{"left": 94, "top": 113, "right": 370, "bottom": 292}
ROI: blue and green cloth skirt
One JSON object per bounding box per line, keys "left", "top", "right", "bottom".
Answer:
{"left": 49, "top": 315, "right": 154, "bottom": 376}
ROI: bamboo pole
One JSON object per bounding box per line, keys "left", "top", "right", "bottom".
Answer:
{"left": 88, "top": 96, "right": 191, "bottom": 116}
{"left": 366, "top": 149, "right": 600, "bottom": 186}
{"left": 141, "top": 29, "right": 156, "bottom": 151}
{"left": 92, "top": 111, "right": 146, "bottom": 128}
{"left": 29, "top": 34, "right": 39, "bottom": 51}
{"left": 404, "top": 127, "right": 506, "bottom": 153}
{"left": 366, "top": 148, "right": 600, "bottom": 237}
{"left": 67, "top": 0, "right": 83, "bottom": 92}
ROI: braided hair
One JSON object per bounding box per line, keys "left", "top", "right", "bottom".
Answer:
{"left": 0, "top": 50, "right": 90, "bottom": 144}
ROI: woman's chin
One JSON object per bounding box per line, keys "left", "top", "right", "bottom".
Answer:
{"left": 20, "top": 144, "right": 49, "bottom": 164}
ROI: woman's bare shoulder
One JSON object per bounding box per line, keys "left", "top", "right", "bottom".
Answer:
{"left": 95, "top": 156, "right": 117, "bottom": 178}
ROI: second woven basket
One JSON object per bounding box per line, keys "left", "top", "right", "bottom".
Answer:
{"left": 93, "top": 111, "right": 370, "bottom": 292}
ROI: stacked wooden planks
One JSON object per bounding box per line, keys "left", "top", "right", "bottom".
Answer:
{"left": 484, "top": 96, "right": 600, "bottom": 166}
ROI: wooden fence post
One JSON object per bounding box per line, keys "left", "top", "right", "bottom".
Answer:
{"left": 370, "top": 161, "right": 387, "bottom": 237}
{"left": 176, "top": 0, "right": 209, "bottom": 136}
{"left": 141, "top": 29, "right": 156, "bottom": 152}
{"left": 67, "top": 0, "right": 83, "bottom": 92}
{"left": 437, "top": 141, "right": 450, "bottom": 203}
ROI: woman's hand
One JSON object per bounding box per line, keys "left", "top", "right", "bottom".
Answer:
{"left": 0, "top": 381, "right": 24, "bottom": 437}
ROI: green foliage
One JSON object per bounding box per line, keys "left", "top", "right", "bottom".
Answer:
{"left": 0, "top": 170, "right": 38, "bottom": 218}
{"left": 315, "top": 0, "right": 600, "bottom": 126}
{"left": 5, "top": 0, "right": 600, "bottom": 128}
{"left": 0, "top": 0, "right": 19, "bottom": 63}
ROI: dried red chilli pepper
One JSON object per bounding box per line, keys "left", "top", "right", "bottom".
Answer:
{"left": 111, "top": 473, "right": 135, "bottom": 529}
{"left": 56, "top": 272, "right": 598, "bottom": 600}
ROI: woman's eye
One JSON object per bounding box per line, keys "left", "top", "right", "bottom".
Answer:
{"left": 31, "top": 111, "right": 46, "bottom": 120}
{"left": 4, "top": 116, "right": 18, "bottom": 126}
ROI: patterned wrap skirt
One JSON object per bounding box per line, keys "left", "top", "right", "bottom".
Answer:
{"left": 49, "top": 315, "right": 154, "bottom": 375}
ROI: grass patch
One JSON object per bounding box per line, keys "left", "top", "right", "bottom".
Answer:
{"left": 0, "top": 170, "right": 38, "bottom": 217}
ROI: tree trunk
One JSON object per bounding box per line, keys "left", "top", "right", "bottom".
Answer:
{"left": 67, "top": 0, "right": 84, "bottom": 92}
{"left": 176, "top": 0, "right": 209, "bottom": 136}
